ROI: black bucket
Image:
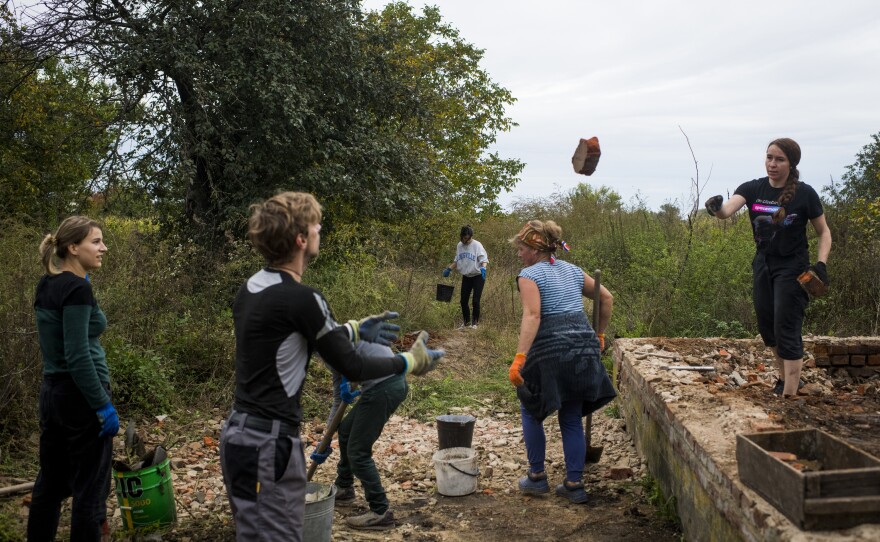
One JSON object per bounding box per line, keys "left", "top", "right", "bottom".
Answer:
{"left": 436, "top": 283, "right": 454, "bottom": 302}
{"left": 436, "top": 414, "right": 476, "bottom": 450}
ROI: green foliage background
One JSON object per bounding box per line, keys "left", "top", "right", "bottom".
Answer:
{"left": 1, "top": 3, "right": 879, "bottom": 523}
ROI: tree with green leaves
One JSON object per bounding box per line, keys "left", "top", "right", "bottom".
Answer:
{"left": 20, "top": 0, "right": 521, "bottom": 242}
{"left": 1, "top": 6, "right": 118, "bottom": 223}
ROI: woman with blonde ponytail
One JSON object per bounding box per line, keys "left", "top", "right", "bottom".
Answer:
{"left": 704, "top": 138, "right": 832, "bottom": 397}
{"left": 28, "top": 216, "right": 118, "bottom": 541}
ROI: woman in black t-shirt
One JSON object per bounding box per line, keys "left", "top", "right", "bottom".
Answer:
{"left": 704, "top": 138, "right": 832, "bottom": 397}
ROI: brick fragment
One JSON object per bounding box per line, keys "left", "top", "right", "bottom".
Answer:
{"left": 749, "top": 421, "right": 784, "bottom": 433}
{"left": 768, "top": 451, "right": 798, "bottom": 462}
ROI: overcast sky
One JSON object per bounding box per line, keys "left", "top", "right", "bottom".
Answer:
{"left": 364, "top": 0, "right": 880, "bottom": 211}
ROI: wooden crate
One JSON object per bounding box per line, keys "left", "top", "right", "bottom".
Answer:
{"left": 736, "top": 428, "right": 880, "bottom": 530}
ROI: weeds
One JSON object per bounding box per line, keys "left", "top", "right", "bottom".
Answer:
{"left": 639, "top": 475, "right": 682, "bottom": 528}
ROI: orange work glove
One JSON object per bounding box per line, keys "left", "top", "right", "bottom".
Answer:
{"left": 598, "top": 333, "right": 605, "bottom": 351}
{"left": 509, "top": 353, "right": 526, "bottom": 387}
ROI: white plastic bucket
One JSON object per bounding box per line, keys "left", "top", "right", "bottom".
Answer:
{"left": 432, "top": 447, "right": 479, "bottom": 496}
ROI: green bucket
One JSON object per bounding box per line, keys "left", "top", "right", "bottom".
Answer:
{"left": 114, "top": 456, "right": 177, "bottom": 532}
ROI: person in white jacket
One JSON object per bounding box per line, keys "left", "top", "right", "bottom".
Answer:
{"left": 442, "top": 225, "right": 489, "bottom": 328}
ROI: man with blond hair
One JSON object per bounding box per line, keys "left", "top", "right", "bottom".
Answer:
{"left": 220, "top": 192, "right": 443, "bottom": 541}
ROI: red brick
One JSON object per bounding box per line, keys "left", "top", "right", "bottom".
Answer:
{"left": 829, "top": 344, "right": 848, "bottom": 355}
{"left": 868, "top": 354, "right": 880, "bottom": 366}
{"left": 831, "top": 355, "right": 850, "bottom": 366}
{"left": 849, "top": 344, "right": 872, "bottom": 355}
{"left": 811, "top": 343, "right": 830, "bottom": 356}
{"left": 851, "top": 355, "right": 866, "bottom": 367}
{"left": 815, "top": 356, "right": 831, "bottom": 367}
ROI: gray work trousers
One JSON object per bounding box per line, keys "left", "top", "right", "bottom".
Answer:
{"left": 220, "top": 411, "right": 306, "bottom": 541}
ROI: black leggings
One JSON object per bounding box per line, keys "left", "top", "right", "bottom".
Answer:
{"left": 752, "top": 252, "right": 809, "bottom": 360}
{"left": 460, "top": 274, "right": 485, "bottom": 325}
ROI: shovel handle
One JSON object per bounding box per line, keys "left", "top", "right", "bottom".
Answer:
{"left": 586, "top": 270, "right": 601, "bottom": 459}
{"left": 306, "top": 394, "right": 351, "bottom": 482}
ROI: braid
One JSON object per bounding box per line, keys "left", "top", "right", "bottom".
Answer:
{"left": 771, "top": 175, "right": 799, "bottom": 223}
{"left": 768, "top": 138, "right": 801, "bottom": 224}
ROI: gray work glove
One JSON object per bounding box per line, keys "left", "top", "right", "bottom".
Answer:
{"left": 397, "top": 331, "right": 444, "bottom": 376}
{"left": 704, "top": 195, "right": 723, "bottom": 216}
{"left": 348, "top": 311, "right": 401, "bottom": 345}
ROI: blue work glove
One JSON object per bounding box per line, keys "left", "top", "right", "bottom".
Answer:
{"left": 480, "top": 267, "right": 486, "bottom": 280}
{"left": 310, "top": 446, "right": 332, "bottom": 465}
{"left": 96, "top": 403, "right": 119, "bottom": 438}
{"left": 349, "top": 311, "right": 401, "bottom": 345}
{"left": 340, "top": 377, "right": 361, "bottom": 404}
{"left": 442, "top": 268, "right": 451, "bottom": 278}
{"left": 398, "top": 331, "right": 445, "bottom": 376}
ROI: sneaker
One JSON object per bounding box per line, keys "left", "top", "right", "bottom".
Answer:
{"left": 345, "top": 509, "right": 395, "bottom": 530}
{"left": 334, "top": 485, "right": 355, "bottom": 506}
{"left": 518, "top": 471, "right": 550, "bottom": 495}
{"left": 471, "top": 324, "right": 478, "bottom": 329}
{"left": 555, "top": 481, "right": 589, "bottom": 504}
{"left": 772, "top": 379, "right": 805, "bottom": 396}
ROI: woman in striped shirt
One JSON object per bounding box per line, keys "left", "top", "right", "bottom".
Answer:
{"left": 507, "top": 219, "right": 616, "bottom": 505}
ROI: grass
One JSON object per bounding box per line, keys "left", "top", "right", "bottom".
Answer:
{"left": 639, "top": 475, "right": 682, "bottom": 528}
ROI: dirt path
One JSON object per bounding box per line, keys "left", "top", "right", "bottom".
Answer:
{"left": 11, "top": 330, "right": 682, "bottom": 541}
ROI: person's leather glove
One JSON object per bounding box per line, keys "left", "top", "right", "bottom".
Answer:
{"left": 96, "top": 403, "right": 119, "bottom": 438}
{"left": 349, "top": 311, "right": 401, "bottom": 345}
{"left": 705, "top": 195, "right": 723, "bottom": 216}
{"left": 398, "top": 331, "right": 444, "bottom": 375}
{"left": 442, "top": 268, "right": 451, "bottom": 278}
{"left": 509, "top": 353, "right": 526, "bottom": 387}
{"left": 339, "top": 377, "right": 361, "bottom": 404}
{"left": 310, "top": 446, "right": 331, "bottom": 465}
{"left": 480, "top": 267, "right": 487, "bottom": 280}
{"left": 810, "top": 262, "right": 829, "bottom": 286}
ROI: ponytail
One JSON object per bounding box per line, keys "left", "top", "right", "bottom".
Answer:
{"left": 39, "top": 216, "right": 101, "bottom": 275}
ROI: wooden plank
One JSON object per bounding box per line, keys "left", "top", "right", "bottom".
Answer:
{"left": 805, "top": 469, "right": 880, "bottom": 498}
{"left": 737, "top": 434, "right": 805, "bottom": 527}
{"left": 804, "top": 495, "right": 880, "bottom": 515}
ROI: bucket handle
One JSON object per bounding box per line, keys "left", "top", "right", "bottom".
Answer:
{"left": 447, "top": 462, "right": 479, "bottom": 477}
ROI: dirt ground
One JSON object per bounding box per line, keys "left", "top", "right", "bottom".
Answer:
{"left": 6, "top": 330, "right": 683, "bottom": 541}
{"left": 644, "top": 337, "right": 880, "bottom": 459}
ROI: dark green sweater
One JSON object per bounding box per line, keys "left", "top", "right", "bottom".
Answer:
{"left": 34, "top": 272, "right": 110, "bottom": 409}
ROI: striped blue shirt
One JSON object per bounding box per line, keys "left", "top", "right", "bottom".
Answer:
{"left": 518, "top": 260, "right": 585, "bottom": 316}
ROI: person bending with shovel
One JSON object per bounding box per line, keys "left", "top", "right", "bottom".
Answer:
{"left": 220, "top": 192, "right": 444, "bottom": 542}
{"left": 310, "top": 341, "right": 407, "bottom": 531}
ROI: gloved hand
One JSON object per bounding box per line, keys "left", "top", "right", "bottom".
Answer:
{"left": 705, "top": 195, "right": 723, "bottom": 216}
{"left": 598, "top": 333, "right": 606, "bottom": 352}
{"left": 339, "top": 377, "right": 361, "bottom": 404}
{"left": 398, "top": 331, "right": 444, "bottom": 376}
{"left": 480, "top": 267, "right": 487, "bottom": 280}
{"left": 753, "top": 215, "right": 778, "bottom": 247}
{"left": 509, "top": 353, "right": 526, "bottom": 387}
{"left": 350, "top": 311, "right": 401, "bottom": 345}
{"left": 310, "top": 446, "right": 331, "bottom": 465}
{"left": 810, "top": 262, "right": 829, "bottom": 286}
{"left": 442, "top": 268, "right": 451, "bottom": 278}
{"left": 96, "top": 403, "right": 119, "bottom": 438}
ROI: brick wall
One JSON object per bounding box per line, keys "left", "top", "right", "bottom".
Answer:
{"left": 805, "top": 337, "right": 880, "bottom": 374}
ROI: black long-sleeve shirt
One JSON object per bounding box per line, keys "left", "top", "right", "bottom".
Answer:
{"left": 231, "top": 268, "right": 405, "bottom": 424}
